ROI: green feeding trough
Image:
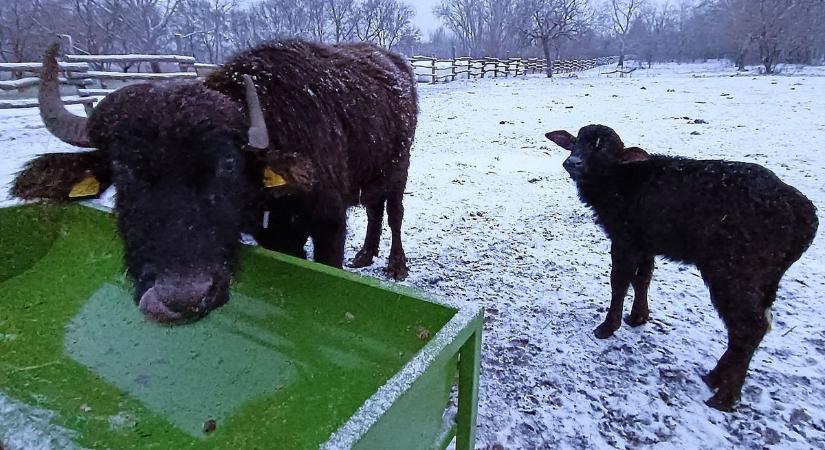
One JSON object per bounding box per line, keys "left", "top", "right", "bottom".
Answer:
{"left": 0, "top": 203, "right": 482, "bottom": 449}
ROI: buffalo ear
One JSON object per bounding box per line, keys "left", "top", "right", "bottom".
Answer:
{"left": 11, "top": 151, "right": 111, "bottom": 202}
{"left": 265, "top": 154, "right": 316, "bottom": 191}
{"left": 620, "top": 147, "right": 650, "bottom": 163}
{"left": 545, "top": 130, "right": 576, "bottom": 151}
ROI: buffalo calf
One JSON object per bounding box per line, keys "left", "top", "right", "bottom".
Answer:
{"left": 546, "top": 124, "right": 818, "bottom": 411}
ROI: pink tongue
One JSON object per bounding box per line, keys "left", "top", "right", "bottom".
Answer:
{"left": 138, "top": 287, "right": 183, "bottom": 323}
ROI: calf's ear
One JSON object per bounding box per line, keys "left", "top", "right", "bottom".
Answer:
{"left": 11, "top": 151, "right": 111, "bottom": 202}
{"left": 620, "top": 147, "right": 650, "bottom": 163}
{"left": 545, "top": 130, "right": 576, "bottom": 151}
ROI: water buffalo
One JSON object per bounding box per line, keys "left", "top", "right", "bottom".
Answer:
{"left": 13, "top": 40, "right": 418, "bottom": 323}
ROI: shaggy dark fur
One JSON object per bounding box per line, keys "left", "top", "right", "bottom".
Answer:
{"left": 11, "top": 150, "right": 111, "bottom": 200}
{"left": 547, "top": 124, "right": 818, "bottom": 411}
{"left": 13, "top": 40, "right": 417, "bottom": 322}
{"left": 205, "top": 40, "right": 418, "bottom": 278}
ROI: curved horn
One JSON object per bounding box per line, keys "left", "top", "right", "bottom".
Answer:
{"left": 39, "top": 43, "right": 92, "bottom": 148}
{"left": 242, "top": 75, "right": 269, "bottom": 150}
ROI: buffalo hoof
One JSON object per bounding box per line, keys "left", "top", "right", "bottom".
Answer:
{"left": 624, "top": 313, "right": 649, "bottom": 327}
{"left": 705, "top": 390, "right": 738, "bottom": 412}
{"left": 593, "top": 320, "right": 620, "bottom": 339}
{"left": 385, "top": 254, "right": 408, "bottom": 281}
{"left": 348, "top": 249, "right": 376, "bottom": 268}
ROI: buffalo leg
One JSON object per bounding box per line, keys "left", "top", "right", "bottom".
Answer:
{"left": 595, "top": 244, "right": 638, "bottom": 339}
{"left": 385, "top": 189, "right": 408, "bottom": 280}
{"left": 625, "top": 255, "right": 654, "bottom": 327}
{"left": 255, "top": 221, "right": 309, "bottom": 259}
{"left": 311, "top": 213, "right": 347, "bottom": 268}
{"left": 349, "top": 194, "right": 385, "bottom": 268}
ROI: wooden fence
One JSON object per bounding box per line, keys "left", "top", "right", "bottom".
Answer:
{"left": 0, "top": 54, "right": 220, "bottom": 110}
{"left": 0, "top": 53, "right": 615, "bottom": 110}
{"left": 409, "top": 56, "right": 619, "bottom": 83}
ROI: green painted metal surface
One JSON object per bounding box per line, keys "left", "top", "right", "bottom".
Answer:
{"left": 0, "top": 204, "right": 481, "bottom": 449}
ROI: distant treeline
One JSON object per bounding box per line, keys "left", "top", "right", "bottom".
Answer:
{"left": 2, "top": 0, "right": 823, "bottom": 74}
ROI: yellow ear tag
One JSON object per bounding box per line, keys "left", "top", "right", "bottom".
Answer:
{"left": 68, "top": 175, "right": 101, "bottom": 198}
{"left": 263, "top": 166, "right": 287, "bottom": 188}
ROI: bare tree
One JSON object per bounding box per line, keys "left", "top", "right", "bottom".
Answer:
{"left": 630, "top": 1, "right": 678, "bottom": 68}
{"left": 714, "top": 0, "right": 756, "bottom": 70}
{"left": 172, "top": 0, "right": 237, "bottom": 63}
{"left": 328, "top": 0, "right": 358, "bottom": 42}
{"left": 0, "top": 0, "right": 45, "bottom": 62}
{"left": 355, "top": 0, "right": 419, "bottom": 49}
{"left": 305, "top": 0, "right": 328, "bottom": 41}
{"left": 484, "top": 0, "right": 518, "bottom": 57}
{"left": 610, "top": 0, "right": 644, "bottom": 67}
{"left": 518, "top": 0, "right": 590, "bottom": 76}
{"left": 754, "top": 0, "right": 795, "bottom": 74}
{"left": 435, "top": 0, "right": 486, "bottom": 56}
{"left": 115, "top": 0, "right": 183, "bottom": 58}
{"left": 68, "top": 0, "right": 126, "bottom": 56}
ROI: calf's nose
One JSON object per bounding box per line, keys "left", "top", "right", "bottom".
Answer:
{"left": 563, "top": 155, "right": 584, "bottom": 171}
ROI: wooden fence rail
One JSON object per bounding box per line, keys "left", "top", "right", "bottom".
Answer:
{"left": 0, "top": 53, "right": 618, "bottom": 110}
{"left": 409, "top": 56, "right": 619, "bottom": 83}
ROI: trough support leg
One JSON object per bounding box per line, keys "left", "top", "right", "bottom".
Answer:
{"left": 456, "top": 329, "right": 481, "bottom": 450}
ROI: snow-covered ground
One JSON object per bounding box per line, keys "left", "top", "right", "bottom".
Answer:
{"left": 2, "top": 61, "right": 825, "bottom": 449}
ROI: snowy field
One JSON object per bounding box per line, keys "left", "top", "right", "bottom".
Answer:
{"left": 2, "top": 60, "right": 825, "bottom": 449}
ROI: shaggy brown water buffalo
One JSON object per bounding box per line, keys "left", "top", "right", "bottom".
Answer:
{"left": 13, "top": 40, "right": 418, "bottom": 323}
{"left": 547, "top": 124, "right": 818, "bottom": 411}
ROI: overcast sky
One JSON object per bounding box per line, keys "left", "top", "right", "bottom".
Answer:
{"left": 411, "top": 0, "right": 442, "bottom": 35}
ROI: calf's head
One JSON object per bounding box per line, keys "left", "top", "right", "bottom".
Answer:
{"left": 545, "top": 125, "right": 649, "bottom": 181}
{"left": 33, "top": 43, "right": 269, "bottom": 323}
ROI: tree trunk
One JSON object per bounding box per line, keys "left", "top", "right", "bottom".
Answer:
{"left": 761, "top": 43, "right": 777, "bottom": 74}
{"left": 541, "top": 37, "right": 553, "bottom": 78}
{"left": 736, "top": 51, "right": 747, "bottom": 71}
{"left": 618, "top": 39, "right": 626, "bottom": 68}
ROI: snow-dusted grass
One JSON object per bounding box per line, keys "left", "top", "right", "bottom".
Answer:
{"left": 1, "top": 61, "right": 824, "bottom": 449}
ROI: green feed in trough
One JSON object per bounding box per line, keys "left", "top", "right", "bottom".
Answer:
{"left": 0, "top": 203, "right": 482, "bottom": 449}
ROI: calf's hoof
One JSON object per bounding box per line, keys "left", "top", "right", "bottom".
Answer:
{"left": 593, "top": 320, "right": 620, "bottom": 339}
{"left": 701, "top": 370, "right": 722, "bottom": 390}
{"left": 348, "top": 249, "right": 376, "bottom": 268}
{"left": 705, "top": 390, "right": 738, "bottom": 412}
{"left": 385, "top": 254, "right": 408, "bottom": 281}
{"left": 623, "top": 313, "right": 649, "bottom": 327}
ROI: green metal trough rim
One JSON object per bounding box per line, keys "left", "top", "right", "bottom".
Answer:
{"left": 1, "top": 200, "right": 484, "bottom": 449}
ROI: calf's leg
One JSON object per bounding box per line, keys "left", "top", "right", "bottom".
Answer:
{"left": 625, "top": 255, "right": 654, "bottom": 327}
{"left": 595, "top": 244, "right": 639, "bottom": 339}
{"left": 702, "top": 272, "right": 778, "bottom": 411}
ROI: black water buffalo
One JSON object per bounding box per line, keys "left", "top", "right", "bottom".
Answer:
{"left": 547, "top": 124, "right": 818, "bottom": 411}
{"left": 13, "top": 40, "right": 418, "bottom": 323}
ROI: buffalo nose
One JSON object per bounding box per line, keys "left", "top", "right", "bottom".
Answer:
{"left": 138, "top": 276, "right": 213, "bottom": 323}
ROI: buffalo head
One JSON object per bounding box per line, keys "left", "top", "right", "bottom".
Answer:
{"left": 23, "top": 43, "right": 270, "bottom": 323}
